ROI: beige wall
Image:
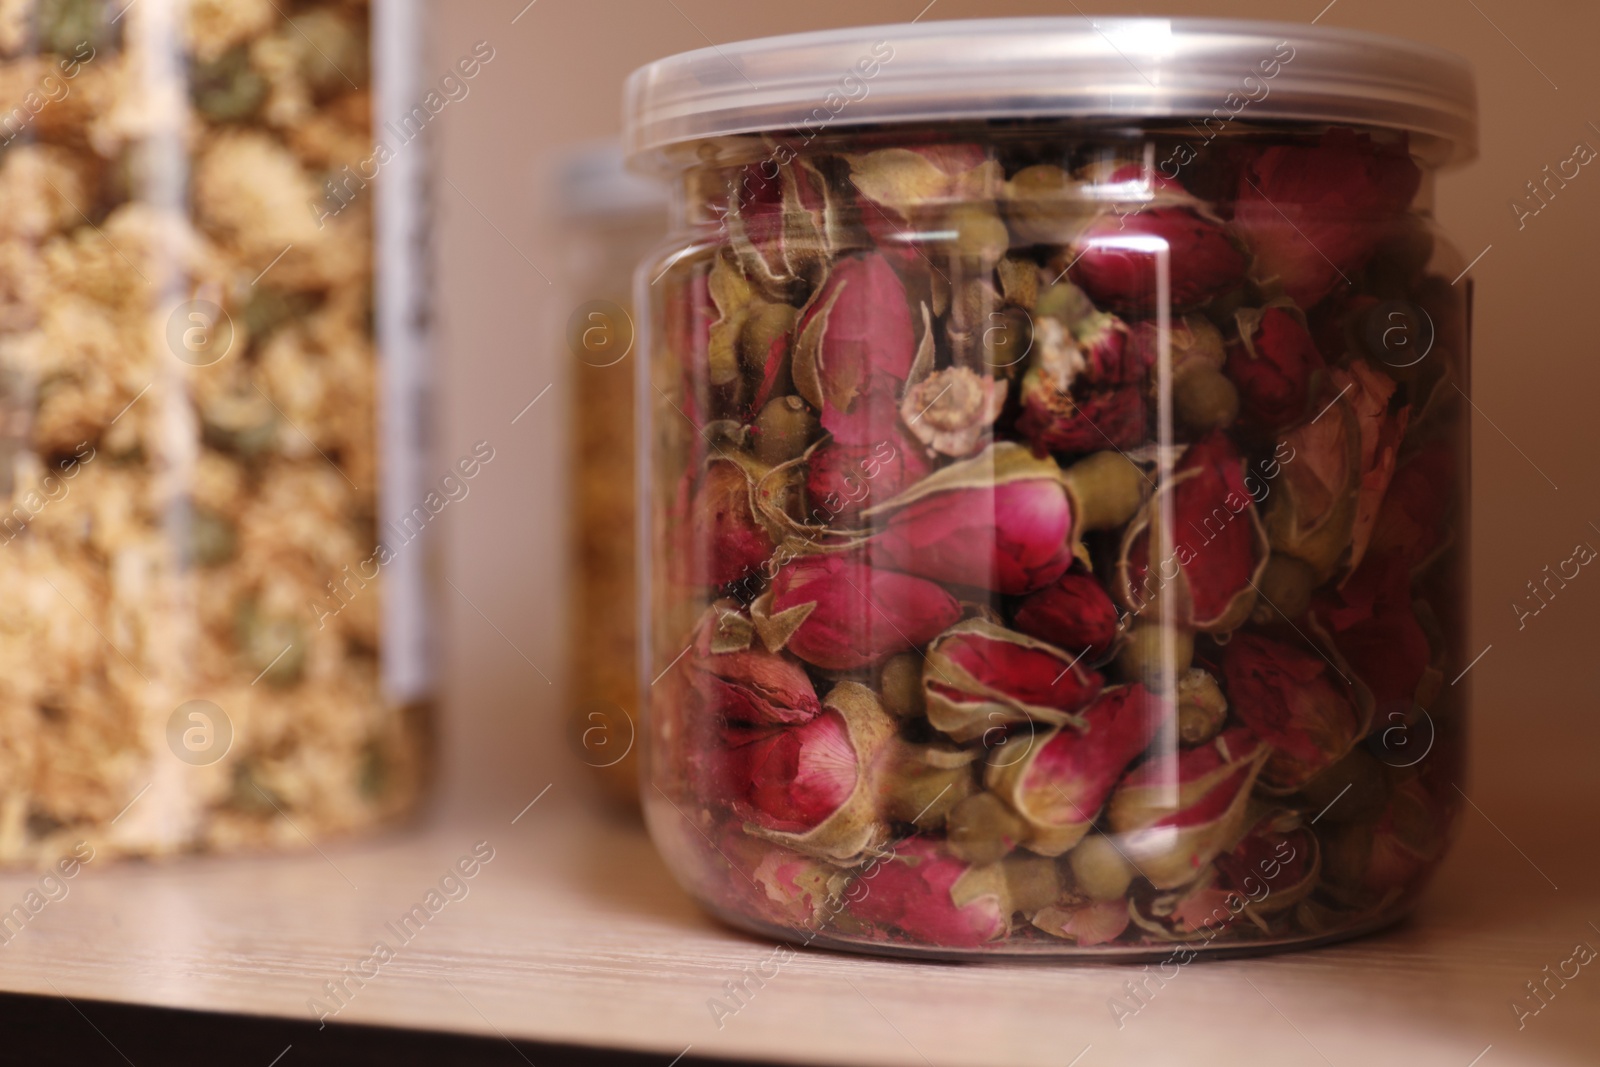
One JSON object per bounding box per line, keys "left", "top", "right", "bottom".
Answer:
{"left": 426, "top": 0, "right": 1600, "bottom": 827}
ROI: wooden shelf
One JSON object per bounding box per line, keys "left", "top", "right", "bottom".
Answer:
{"left": 0, "top": 790, "right": 1594, "bottom": 1066}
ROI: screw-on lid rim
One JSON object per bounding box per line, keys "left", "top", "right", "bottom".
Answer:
{"left": 623, "top": 17, "right": 1477, "bottom": 172}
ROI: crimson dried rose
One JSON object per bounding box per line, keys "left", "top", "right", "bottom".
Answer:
{"left": 1108, "top": 726, "right": 1269, "bottom": 889}
{"left": 849, "top": 837, "right": 1011, "bottom": 948}
{"left": 1226, "top": 303, "right": 1325, "bottom": 434}
{"left": 804, "top": 434, "right": 931, "bottom": 523}
{"left": 1312, "top": 552, "right": 1432, "bottom": 720}
{"left": 736, "top": 681, "right": 897, "bottom": 865}
{"left": 1234, "top": 128, "right": 1422, "bottom": 308}
{"left": 986, "top": 683, "right": 1161, "bottom": 855}
{"left": 921, "top": 617, "right": 1104, "bottom": 744}
{"left": 1264, "top": 383, "right": 1362, "bottom": 580}
{"left": 1017, "top": 314, "right": 1148, "bottom": 455}
{"left": 734, "top": 710, "right": 859, "bottom": 833}
{"left": 1221, "top": 632, "right": 1368, "bottom": 793}
{"left": 726, "top": 156, "right": 843, "bottom": 299}
{"left": 867, "top": 442, "right": 1076, "bottom": 595}
{"left": 681, "top": 608, "right": 820, "bottom": 727}
{"left": 791, "top": 253, "right": 916, "bottom": 435}
{"left": 754, "top": 555, "right": 961, "bottom": 671}
{"left": 1069, "top": 166, "right": 1247, "bottom": 312}
{"left": 1212, "top": 810, "right": 1320, "bottom": 916}
{"left": 1012, "top": 563, "right": 1121, "bottom": 663}
{"left": 1323, "top": 776, "right": 1445, "bottom": 899}
{"left": 1337, "top": 361, "right": 1410, "bottom": 575}
{"left": 1365, "top": 439, "right": 1455, "bottom": 569}
{"left": 1116, "top": 431, "right": 1269, "bottom": 632}
{"left": 688, "top": 458, "right": 777, "bottom": 586}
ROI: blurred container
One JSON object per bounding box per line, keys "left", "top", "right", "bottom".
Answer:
{"left": 557, "top": 140, "right": 666, "bottom": 810}
{"left": 0, "top": 0, "right": 434, "bottom": 862}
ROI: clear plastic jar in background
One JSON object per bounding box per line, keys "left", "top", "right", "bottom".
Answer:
{"left": 557, "top": 140, "right": 666, "bottom": 810}
{"left": 0, "top": 0, "right": 433, "bottom": 862}
{"left": 626, "top": 19, "right": 1475, "bottom": 958}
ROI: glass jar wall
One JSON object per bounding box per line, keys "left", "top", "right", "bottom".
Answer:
{"left": 627, "top": 20, "right": 1476, "bottom": 958}
{"left": 0, "top": 0, "right": 432, "bottom": 862}
{"left": 557, "top": 140, "right": 665, "bottom": 811}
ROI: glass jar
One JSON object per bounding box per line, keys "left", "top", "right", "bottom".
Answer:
{"left": 556, "top": 140, "right": 666, "bottom": 811}
{"left": 0, "top": 0, "right": 433, "bottom": 863}
{"left": 625, "top": 18, "right": 1476, "bottom": 958}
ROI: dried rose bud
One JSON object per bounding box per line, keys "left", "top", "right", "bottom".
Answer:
{"left": 900, "top": 366, "right": 1007, "bottom": 457}
{"left": 1034, "top": 281, "right": 1097, "bottom": 326}
{"left": 850, "top": 836, "right": 1011, "bottom": 948}
{"left": 877, "top": 652, "right": 926, "bottom": 718}
{"left": 1212, "top": 810, "right": 1321, "bottom": 917}
{"left": 996, "top": 256, "right": 1040, "bottom": 309}
{"left": 999, "top": 852, "right": 1065, "bottom": 917}
{"left": 751, "top": 395, "right": 819, "bottom": 466}
{"left": 1321, "top": 776, "right": 1444, "bottom": 899}
{"left": 741, "top": 300, "right": 800, "bottom": 412}
{"left": 688, "top": 457, "right": 777, "bottom": 586}
{"left": 1265, "top": 392, "right": 1361, "bottom": 581}
{"left": 1299, "top": 747, "right": 1390, "bottom": 827}
{"left": 1366, "top": 440, "right": 1455, "bottom": 570}
{"left": 1222, "top": 633, "right": 1369, "bottom": 794}
{"left": 1061, "top": 451, "right": 1150, "bottom": 532}
{"left": 1234, "top": 129, "right": 1422, "bottom": 308}
{"left": 1003, "top": 163, "right": 1098, "bottom": 246}
{"left": 1114, "top": 620, "right": 1194, "bottom": 692}
{"left": 1173, "top": 364, "right": 1240, "bottom": 434}
{"left": 791, "top": 253, "right": 916, "bottom": 433}
{"left": 1016, "top": 317, "right": 1147, "bottom": 455}
{"left": 1032, "top": 898, "right": 1130, "bottom": 946}
{"left": 1226, "top": 303, "right": 1325, "bottom": 434}
{"left": 1311, "top": 553, "right": 1433, "bottom": 725}
{"left": 1067, "top": 834, "right": 1136, "bottom": 901}
{"left": 984, "top": 306, "right": 1035, "bottom": 376}
{"left": 848, "top": 145, "right": 1005, "bottom": 263}
{"left": 880, "top": 742, "right": 979, "bottom": 830}
{"left": 804, "top": 434, "right": 931, "bottom": 524}
{"left": 1108, "top": 726, "right": 1270, "bottom": 889}
{"left": 1116, "top": 432, "right": 1269, "bottom": 633}
{"left": 1070, "top": 167, "right": 1247, "bottom": 313}
{"left": 1251, "top": 554, "right": 1320, "bottom": 624}
{"left": 986, "top": 683, "right": 1161, "bottom": 856}
{"left": 736, "top": 681, "right": 897, "bottom": 865}
{"left": 706, "top": 254, "right": 757, "bottom": 408}
{"left": 746, "top": 839, "right": 851, "bottom": 927}
{"left": 946, "top": 791, "right": 1030, "bottom": 865}
{"left": 754, "top": 555, "right": 961, "bottom": 671}
{"left": 726, "top": 156, "right": 844, "bottom": 300}
{"left": 681, "top": 607, "right": 820, "bottom": 727}
{"left": 922, "top": 618, "right": 1104, "bottom": 744}
{"left": 1176, "top": 667, "right": 1228, "bottom": 745}
{"left": 943, "top": 202, "right": 1010, "bottom": 264}
{"left": 866, "top": 442, "right": 1076, "bottom": 595}
{"left": 1337, "top": 361, "right": 1410, "bottom": 575}
{"left": 1129, "top": 314, "right": 1228, "bottom": 378}
{"left": 1013, "top": 563, "right": 1121, "bottom": 664}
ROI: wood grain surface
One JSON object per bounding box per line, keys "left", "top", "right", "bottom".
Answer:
{"left": 0, "top": 788, "right": 1593, "bottom": 1067}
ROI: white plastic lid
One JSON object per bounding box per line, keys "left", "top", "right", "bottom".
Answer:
{"left": 623, "top": 17, "right": 1476, "bottom": 171}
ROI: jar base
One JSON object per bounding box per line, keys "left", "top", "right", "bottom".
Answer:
{"left": 701, "top": 900, "right": 1416, "bottom": 963}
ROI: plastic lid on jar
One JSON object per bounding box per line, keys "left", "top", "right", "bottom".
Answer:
{"left": 622, "top": 17, "right": 1477, "bottom": 170}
